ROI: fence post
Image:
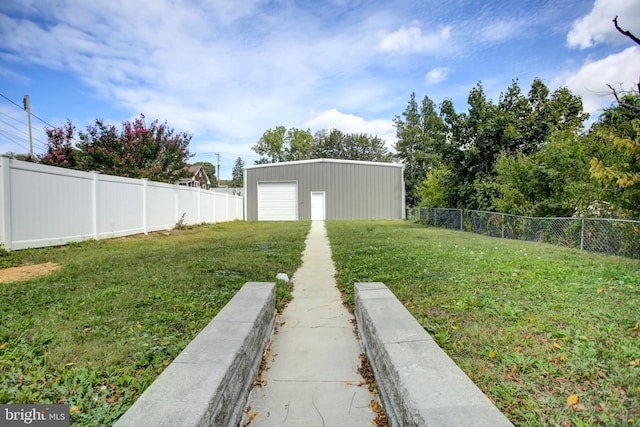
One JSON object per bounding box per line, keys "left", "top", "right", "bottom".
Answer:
{"left": 501, "top": 214, "right": 505, "bottom": 239}
{"left": 0, "top": 156, "right": 12, "bottom": 250}
{"left": 92, "top": 172, "right": 99, "bottom": 240}
{"left": 580, "top": 218, "right": 585, "bottom": 251}
{"left": 142, "top": 179, "right": 148, "bottom": 235}
{"left": 434, "top": 208, "right": 437, "bottom": 226}
{"left": 460, "top": 209, "right": 463, "bottom": 231}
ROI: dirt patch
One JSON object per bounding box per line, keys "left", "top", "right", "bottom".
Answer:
{"left": 0, "top": 262, "right": 61, "bottom": 283}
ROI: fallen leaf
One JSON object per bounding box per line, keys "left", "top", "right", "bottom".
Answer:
{"left": 629, "top": 359, "right": 639, "bottom": 367}
{"left": 630, "top": 322, "right": 639, "bottom": 331}
{"left": 370, "top": 400, "right": 378, "bottom": 412}
{"left": 597, "top": 287, "right": 604, "bottom": 294}
{"left": 553, "top": 340, "right": 562, "bottom": 350}
{"left": 572, "top": 403, "right": 587, "bottom": 412}
{"left": 559, "top": 355, "right": 566, "bottom": 362}
{"left": 70, "top": 406, "right": 81, "bottom": 413}
{"left": 245, "top": 406, "right": 251, "bottom": 413}
{"left": 0, "top": 342, "right": 8, "bottom": 350}
{"left": 345, "top": 380, "right": 352, "bottom": 385}
{"left": 451, "top": 325, "right": 459, "bottom": 330}
{"left": 248, "top": 412, "right": 258, "bottom": 422}
{"left": 567, "top": 394, "right": 579, "bottom": 405}
{"left": 65, "top": 362, "right": 75, "bottom": 367}
{"left": 488, "top": 350, "right": 495, "bottom": 358}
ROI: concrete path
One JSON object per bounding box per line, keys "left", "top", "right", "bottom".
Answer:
{"left": 240, "top": 221, "right": 375, "bottom": 427}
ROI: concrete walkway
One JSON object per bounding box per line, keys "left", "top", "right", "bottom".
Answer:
{"left": 240, "top": 221, "right": 375, "bottom": 427}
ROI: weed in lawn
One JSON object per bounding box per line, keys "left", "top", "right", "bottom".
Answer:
{"left": 326, "top": 220, "right": 640, "bottom": 426}
{"left": 0, "top": 221, "right": 309, "bottom": 426}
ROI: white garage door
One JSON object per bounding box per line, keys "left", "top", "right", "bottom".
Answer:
{"left": 257, "top": 182, "right": 298, "bottom": 221}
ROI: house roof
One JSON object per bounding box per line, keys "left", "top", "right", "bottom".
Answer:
{"left": 187, "top": 165, "right": 202, "bottom": 174}
{"left": 243, "top": 158, "right": 403, "bottom": 171}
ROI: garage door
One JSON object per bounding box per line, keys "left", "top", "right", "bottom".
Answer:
{"left": 257, "top": 182, "right": 298, "bottom": 220}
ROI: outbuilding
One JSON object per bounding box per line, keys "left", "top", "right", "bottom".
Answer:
{"left": 243, "top": 159, "right": 405, "bottom": 221}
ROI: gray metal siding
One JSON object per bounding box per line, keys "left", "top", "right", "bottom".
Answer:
{"left": 244, "top": 160, "right": 404, "bottom": 220}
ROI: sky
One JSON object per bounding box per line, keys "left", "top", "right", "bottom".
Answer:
{"left": 0, "top": 0, "right": 639, "bottom": 180}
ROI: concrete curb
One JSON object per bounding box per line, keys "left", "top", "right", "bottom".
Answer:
{"left": 355, "top": 282, "right": 514, "bottom": 427}
{"left": 114, "top": 282, "right": 276, "bottom": 427}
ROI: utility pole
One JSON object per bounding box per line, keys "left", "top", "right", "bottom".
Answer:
{"left": 216, "top": 152, "right": 221, "bottom": 187}
{"left": 23, "top": 95, "right": 33, "bottom": 160}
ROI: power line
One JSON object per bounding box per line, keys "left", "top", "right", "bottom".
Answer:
{"left": 0, "top": 91, "right": 57, "bottom": 129}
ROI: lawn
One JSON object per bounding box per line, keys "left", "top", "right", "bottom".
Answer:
{"left": 326, "top": 220, "right": 640, "bottom": 427}
{"left": 0, "top": 221, "right": 310, "bottom": 426}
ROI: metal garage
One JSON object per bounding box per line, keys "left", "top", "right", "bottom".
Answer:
{"left": 244, "top": 159, "right": 405, "bottom": 221}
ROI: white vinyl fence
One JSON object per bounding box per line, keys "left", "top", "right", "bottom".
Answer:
{"left": 0, "top": 156, "right": 243, "bottom": 250}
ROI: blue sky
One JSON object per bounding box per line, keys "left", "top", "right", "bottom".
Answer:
{"left": 1, "top": 0, "right": 639, "bottom": 179}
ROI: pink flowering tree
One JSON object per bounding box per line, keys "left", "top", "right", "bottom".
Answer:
{"left": 41, "top": 120, "right": 80, "bottom": 168}
{"left": 40, "top": 115, "right": 192, "bottom": 183}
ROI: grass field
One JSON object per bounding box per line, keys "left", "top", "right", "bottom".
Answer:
{"left": 326, "top": 220, "right": 640, "bottom": 427}
{"left": 0, "top": 221, "right": 310, "bottom": 426}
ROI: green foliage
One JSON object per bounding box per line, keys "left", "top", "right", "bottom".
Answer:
{"left": 393, "top": 93, "right": 446, "bottom": 206}
{"left": 231, "top": 157, "right": 244, "bottom": 187}
{"left": 396, "top": 79, "right": 589, "bottom": 210}
{"left": 0, "top": 221, "right": 309, "bottom": 426}
{"left": 40, "top": 115, "right": 192, "bottom": 183}
{"left": 415, "top": 166, "right": 450, "bottom": 208}
{"left": 312, "top": 129, "right": 392, "bottom": 162}
{"left": 326, "top": 220, "right": 640, "bottom": 426}
{"left": 252, "top": 126, "right": 392, "bottom": 164}
{"left": 252, "top": 126, "right": 314, "bottom": 163}
{"left": 589, "top": 95, "right": 640, "bottom": 218}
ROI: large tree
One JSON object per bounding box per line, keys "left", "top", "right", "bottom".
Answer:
{"left": 402, "top": 79, "right": 588, "bottom": 209}
{"left": 393, "top": 93, "right": 446, "bottom": 206}
{"left": 231, "top": 157, "right": 244, "bottom": 187}
{"left": 252, "top": 126, "right": 392, "bottom": 164}
{"left": 41, "top": 115, "right": 192, "bottom": 183}
{"left": 312, "top": 129, "right": 392, "bottom": 162}
{"left": 589, "top": 94, "right": 640, "bottom": 218}
{"left": 252, "top": 126, "right": 314, "bottom": 164}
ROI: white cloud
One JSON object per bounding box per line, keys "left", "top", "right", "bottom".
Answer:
{"left": 478, "top": 19, "right": 518, "bottom": 44}
{"left": 565, "top": 46, "right": 640, "bottom": 115}
{"left": 304, "top": 109, "right": 396, "bottom": 147}
{"left": 425, "top": 67, "right": 449, "bottom": 85}
{"left": 378, "top": 22, "right": 451, "bottom": 54}
{"left": 567, "top": 0, "right": 640, "bottom": 49}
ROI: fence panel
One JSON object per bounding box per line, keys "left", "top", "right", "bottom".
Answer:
{"left": 145, "top": 181, "right": 178, "bottom": 232}
{"left": 410, "top": 207, "right": 640, "bottom": 260}
{"left": 97, "top": 174, "right": 145, "bottom": 239}
{"left": 0, "top": 157, "right": 243, "bottom": 250}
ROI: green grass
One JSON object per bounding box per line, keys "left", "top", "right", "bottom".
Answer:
{"left": 0, "top": 221, "right": 309, "bottom": 426}
{"left": 326, "top": 220, "right": 640, "bottom": 427}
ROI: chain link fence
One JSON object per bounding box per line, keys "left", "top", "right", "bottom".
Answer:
{"left": 407, "top": 207, "right": 640, "bottom": 260}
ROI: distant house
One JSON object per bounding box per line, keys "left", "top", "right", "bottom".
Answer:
{"left": 178, "top": 165, "right": 211, "bottom": 189}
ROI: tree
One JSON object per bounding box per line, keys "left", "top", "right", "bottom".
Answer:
{"left": 41, "top": 115, "right": 192, "bottom": 183}
{"left": 253, "top": 125, "right": 393, "bottom": 165}
{"left": 231, "top": 157, "right": 244, "bottom": 187}
{"left": 589, "top": 94, "right": 640, "bottom": 218}
{"left": 393, "top": 93, "right": 446, "bottom": 206}
{"left": 401, "top": 79, "right": 589, "bottom": 210}
{"left": 40, "top": 120, "right": 81, "bottom": 169}
{"left": 252, "top": 126, "right": 314, "bottom": 164}
{"left": 312, "top": 129, "right": 392, "bottom": 162}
